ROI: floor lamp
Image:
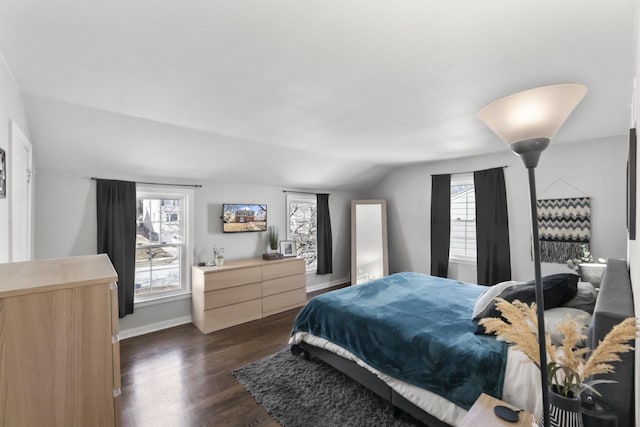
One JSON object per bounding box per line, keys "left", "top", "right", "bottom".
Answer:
{"left": 477, "top": 83, "right": 587, "bottom": 427}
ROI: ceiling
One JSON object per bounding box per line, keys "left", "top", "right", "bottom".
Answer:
{"left": 0, "top": 0, "right": 636, "bottom": 190}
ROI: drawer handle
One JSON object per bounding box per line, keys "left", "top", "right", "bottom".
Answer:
{"left": 113, "top": 387, "right": 121, "bottom": 398}
{"left": 112, "top": 334, "right": 120, "bottom": 344}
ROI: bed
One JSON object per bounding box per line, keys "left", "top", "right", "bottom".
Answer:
{"left": 289, "top": 259, "right": 634, "bottom": 427}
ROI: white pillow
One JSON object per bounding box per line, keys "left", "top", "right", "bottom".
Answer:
{"left": 544, "top": 307, "right": 592, "bottom": 346}
{"left": 563, "top": 281, "right": 598, "bottom": 314}
{"left": 472, "top": 280, "right": 524, "bottom": 320}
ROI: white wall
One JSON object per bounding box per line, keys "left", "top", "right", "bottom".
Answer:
{"left": 191, "top": 182, "right": 357, "bottom": 291}
{"left": 34, "top": 169, "right": 97, "bottom": 257}
{"left": 0, "top": 55, "right": 30, "bottom": 263}
{"left": 34, "top": 169, "right": 358, "bottom": 336}
{"left": 369, "top": 136, "right": 628, "bottom": 283}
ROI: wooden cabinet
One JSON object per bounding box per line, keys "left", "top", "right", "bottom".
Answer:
{"left": 192, "top": 257, "right": 306, "bottom": 333}
{"left": 0, "top": 254, "right": 121, "bottom": 427}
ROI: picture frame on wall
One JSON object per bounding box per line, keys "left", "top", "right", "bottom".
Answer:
{"left": 279, "top": 240, "right": 296, "bottom": 257}
{"left": 0, "top": 148, "right": 5, "bottom": 198}
{"left": 628, "top": 128, "right": 636, "bottom": 240}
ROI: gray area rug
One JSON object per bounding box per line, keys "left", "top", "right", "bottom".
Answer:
{"left": 232, "top": 350, "right": 423, "bottom": 427}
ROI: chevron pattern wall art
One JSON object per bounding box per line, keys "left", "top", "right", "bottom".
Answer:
{"left": 537, "top": 197, "right": 591, "bottom": 263}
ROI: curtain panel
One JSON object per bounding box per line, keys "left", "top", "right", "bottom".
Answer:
{"left": 474, "top": 167, "right": 511, "bottom": 285}
{"left": 316, "top": 193, "right": 333, "bottom": 275}
{"left": 96, "top": 179, "right": 137, "bottom": 318}
{"left": 430, "top": 174, "right": 451, "bottom": 278}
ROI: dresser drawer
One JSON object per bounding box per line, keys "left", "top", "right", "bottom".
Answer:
{"left": 112, "top": 339, "right": 121, "bottom": 390}
{"left": 263, "top": 288, "right": 306, "bottom": 317}
{"left": 114, "top": 394, "right": 121, "bottom": 427}
{"left": 204, "top": 266, "right": 261, "bottom": 291}
{"left": 200, "top": 299, "right": 262, "bottom": 333}
{"left": 262, "top": 259, "right": 305, "bottom": 281}
{"left": 110, "top": 284, "right": 119, "bottom": 334}
{"left": 204, "top": 282, "right": 262, "bottom": 309}
{"left": 263, "top": 274, "right": 305, "bottom": 297}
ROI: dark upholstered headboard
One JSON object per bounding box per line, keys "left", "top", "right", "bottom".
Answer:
{"left": 587, "top": 258, "right": 635, "bottom": 427}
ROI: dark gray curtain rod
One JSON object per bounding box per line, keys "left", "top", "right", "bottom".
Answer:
{"left": 282, "top": 190, "right": 330, "bottom": 195}
{"left": 90, "top": 177, "right": 202, "bottom": 188}
{"left": 430, "top": 165, "right": 508, "bottom": 176}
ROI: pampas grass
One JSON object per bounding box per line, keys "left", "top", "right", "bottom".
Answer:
{"left": 480, "top": 299, "right": 638, "bottom": 397}
{"left": 480, "top": 299, "right": 544, "bottom": 368}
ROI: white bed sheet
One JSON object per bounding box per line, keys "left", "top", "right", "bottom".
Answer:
{"left": 289, "top": 332, "right": 541, "bottom": 426}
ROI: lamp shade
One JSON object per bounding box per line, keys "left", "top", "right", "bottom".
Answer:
{"left": 478, "top": 83, "right": 587, "bottom": 145}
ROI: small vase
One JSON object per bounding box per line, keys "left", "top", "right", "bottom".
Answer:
{"left": 548, "top": 389, "right": 583, "bottom": 427}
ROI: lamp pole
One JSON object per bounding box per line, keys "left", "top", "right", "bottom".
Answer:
{"left": 526, "top": 166, "right": 550, "bottom": 427}
{"left": 512, "top": 138, "right": 550, "bottom": 427}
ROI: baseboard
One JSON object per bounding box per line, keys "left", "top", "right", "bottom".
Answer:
{"left": 119, "top": 315, "right": 193, "bottom": 340}
{"left": 306, "top": 277, "right": 349, "bottom": 293}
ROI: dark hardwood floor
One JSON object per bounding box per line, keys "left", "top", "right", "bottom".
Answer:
{"left": 120, "top": 284, "right": 347, "bottom": 427}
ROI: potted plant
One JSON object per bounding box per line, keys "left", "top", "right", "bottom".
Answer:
{"left": 268, "top": 226, "right": 279, "bottom": 252}
{"left": 480, "top": 299, "right": 637, "bottom": 426}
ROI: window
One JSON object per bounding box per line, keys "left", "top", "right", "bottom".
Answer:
{"left": 450, "top": 173, "right": 476, "bottom": 261}
{"left": 287, "top": 194, "right": 317, "bottom": 271}
{"left": 135, "top": 186, "right": 194, "bottom": 302}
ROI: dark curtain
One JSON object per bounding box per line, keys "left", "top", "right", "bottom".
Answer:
{"left": 97, "top": 179, "right": 137, "bottom": 318}
{"left": 474, "top": 167, "right": 511, "bottom": 285}
{"left": 430, "top": 174, "right": 451, "bottom": 277}
{"left": 316, "top": 193, "right": 333, "bottom": 274}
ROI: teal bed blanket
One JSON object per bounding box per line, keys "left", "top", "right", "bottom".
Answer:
{"left": 291, "top": 272, "right": 507, "bottom": 410}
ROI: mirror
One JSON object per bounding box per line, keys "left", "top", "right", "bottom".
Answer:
{"left": 351, "top": 200, "right": 388, "bottom": 285}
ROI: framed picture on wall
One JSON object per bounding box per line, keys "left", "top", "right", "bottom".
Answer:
{"left": 628, "top": 128, "right": 637, "bottom": 240}
{"left": 0, "top": 148, "right": 5, "bottom": 198}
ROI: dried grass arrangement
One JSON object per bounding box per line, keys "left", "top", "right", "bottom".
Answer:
{"left": 479, "top": 298, "right": 638, "bottom": 398}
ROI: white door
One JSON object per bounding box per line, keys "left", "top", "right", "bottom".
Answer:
{"left": 10, "top": 121, "right": 33, "bottom": 262}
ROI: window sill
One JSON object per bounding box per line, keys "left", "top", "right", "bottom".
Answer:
{"left": 134, "top": 291, "right": 192, "bottom": 308}
{"left": 449, "top": 257, "right": 477, "bottom": 266}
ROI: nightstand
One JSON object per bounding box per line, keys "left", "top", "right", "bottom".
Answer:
{"left": 459, "top": 393, "right": 535, "bottom": 427}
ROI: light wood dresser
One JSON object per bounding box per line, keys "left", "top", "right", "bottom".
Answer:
{"left": 192, "top": 257, "right": 306, "bottom": 333}
{"left": 0, "top": 254, "right": 121, "bottom": 427}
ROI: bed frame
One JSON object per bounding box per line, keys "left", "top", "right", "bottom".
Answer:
{"left": 291, "top": 342, "right": 450, "bottom": 427}
{"left": 291, "top": 258, "right": 635, "bottom": 426}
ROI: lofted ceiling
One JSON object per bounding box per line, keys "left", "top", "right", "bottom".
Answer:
{"left": 0, "top": 0, "right": 636, "bottom": 190}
